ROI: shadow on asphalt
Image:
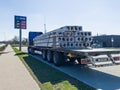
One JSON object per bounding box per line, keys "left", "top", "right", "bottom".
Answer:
{"left": 59, "top": 63, "right": 120, "bottom": 90}
{"left": 0, "top": 51, "right": 14, "bottom": 55}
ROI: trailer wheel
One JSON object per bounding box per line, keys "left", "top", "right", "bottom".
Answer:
{"left": 47, "top": 50, "right": 53, "bottom": 62}
{"left": 77, "top": 59, "right": 81, "bottom": 64}
{"left": 42, "top": 50, "right": 47, "bottom": 60}
{"left": 69, "top": 58, "right": 76, "bottom": 64}
{"left": 28, "top": 47, "right": 35, "bottom": 54}
{"left": 53, "top": 52, "right": 65, "bottom": 66}
{"left": 28, "top": 47, "right": 31, "bottom": 54}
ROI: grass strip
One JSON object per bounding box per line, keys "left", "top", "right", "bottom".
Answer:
{"left": 11, "top": 44, "right": 27, "bottom": 47}
{"left": 13, "top": 47, "right": 95, "bottom": 90}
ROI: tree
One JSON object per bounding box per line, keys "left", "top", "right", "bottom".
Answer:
{"left": 22, "top": 37, "right": 28, "bottom": 45}
{"left": 12, "top": 36, "right": 19, "bottom": 44}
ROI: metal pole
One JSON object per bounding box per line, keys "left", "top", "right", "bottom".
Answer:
{"left": 44, "top": 24, "right": 46, "bottom": 34}
{"left": 19, "top": 21, "right": 22, "bottom": 51}
{"left": 112, "top": 42, "right": 113, "bottom": 47}
{"left": 19, "top": 28, "right": 22, "bottom": 51}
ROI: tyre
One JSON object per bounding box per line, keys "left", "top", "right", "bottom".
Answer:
{"left": 42, "top": 50, "right": 47, "bottom": 60}
{"left": 53, "top": 52, "right": 65, "bottom": 66}
{"left": 28, "top": 47, "right": 35, "bottom": 54}
{"left": 28, "top": 47, "right": 31, "bottom": 54}
{"left": 47, "top": 50, "right": 53, "bottom": 62}
{"left": 69, "top": 58, "right": 76, "bottom": 64}
{"left": 77, "top": 59, "right": 81, "bottom": 64}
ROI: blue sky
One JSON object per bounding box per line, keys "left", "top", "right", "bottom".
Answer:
{"left": 0, "top": 0, "right": 120, "bottom": 41}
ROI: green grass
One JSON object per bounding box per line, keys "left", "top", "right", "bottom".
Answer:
{"left": 11, "top": 44, "right": 27, "bottom": 47}
{"left": 13, "top": 47, "right": 95, "bottom": 90}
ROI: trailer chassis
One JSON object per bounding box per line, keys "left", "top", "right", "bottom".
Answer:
{"left": 28, "top": 46, "right": 120, "bottom": 66}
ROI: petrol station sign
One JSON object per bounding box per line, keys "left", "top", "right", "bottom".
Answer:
{"left": 14, "top": 16, "right": 27, "bottom": 29}
{"left": 14, "top": 15, "right": 27, "bottom": 51}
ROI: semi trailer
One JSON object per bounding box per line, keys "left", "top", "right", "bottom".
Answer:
{"left": 28, "top": 26, "right": 120, "bottom": 66}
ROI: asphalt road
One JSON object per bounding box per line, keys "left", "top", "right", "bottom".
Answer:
{"left": 20, "top": 47, "right": 120, "bottom": 90}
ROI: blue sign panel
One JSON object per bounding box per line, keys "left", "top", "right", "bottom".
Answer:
{"left": 14, "top": 16, "right": 27, "bottom": 29}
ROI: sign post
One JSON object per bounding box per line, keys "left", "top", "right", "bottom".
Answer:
{"left": 19, "top": 27, "right": 22, "bottom": 51}
{"left": 14, "top": 15, "right": 27, "bottom": 51}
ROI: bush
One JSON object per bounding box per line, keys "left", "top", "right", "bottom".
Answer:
{"left": 0, "top": 44, "right": 7, "bottom": 51}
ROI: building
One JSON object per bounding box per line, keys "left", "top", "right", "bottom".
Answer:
{"left": 93, "top": 35, "right": 120, "bottom": 47}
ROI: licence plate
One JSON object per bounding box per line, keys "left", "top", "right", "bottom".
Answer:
{"left": 94, "top": 58, "right": 109, "bottom": 62}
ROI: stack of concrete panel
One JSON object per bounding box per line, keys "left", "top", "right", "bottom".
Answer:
{"left": 33, "top": 26, "right": 93, "bottom": 49}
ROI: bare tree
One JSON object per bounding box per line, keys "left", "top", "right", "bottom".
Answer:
{"left": 12, "top": 36, "right": 19, "bottom": 44}
{"left": 22, "top": 37, "right": 28, "bottom": 45}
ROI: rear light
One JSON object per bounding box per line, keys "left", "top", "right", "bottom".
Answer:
{"left": 81, "top": 59, "right": 91, "bottom": 64}
{"left": 113, "top": 57, "right": 120, "bottom": 61}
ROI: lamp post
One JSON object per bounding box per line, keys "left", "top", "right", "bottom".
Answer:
{"left": 111, "top": 37, "right": 114, "bottom": 47}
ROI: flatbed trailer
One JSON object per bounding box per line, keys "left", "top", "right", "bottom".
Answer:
{"left": 28, "top": 46, "right": 120, "bottom": 66}
{"left": 28, "top": 26, "right": 120, "bottom": 66}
